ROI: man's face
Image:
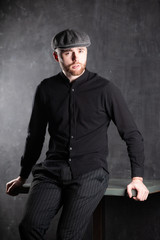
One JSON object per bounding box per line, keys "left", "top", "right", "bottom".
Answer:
{"left": 55, "top": 47, "right": 87, "bottom": 78}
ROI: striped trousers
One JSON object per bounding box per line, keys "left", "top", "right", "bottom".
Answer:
{"left": 19, "top": 162, "right": 109, "bottom": 240}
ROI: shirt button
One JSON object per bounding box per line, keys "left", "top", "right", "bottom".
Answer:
{"left": 72, "top": 88, "right": 75, "bottom": 92}
{"left": 71, "top": 136, "right": 74, "bottom": 139}
{"left": 69, "top": 158, "right": 72, "bottom": 162}
{"left": 70, "top": 147, "right": 72, "bottom": 151}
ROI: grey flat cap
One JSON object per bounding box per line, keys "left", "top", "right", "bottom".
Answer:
{"left": 51, "top": 29, "right": 91, "bottom": 50}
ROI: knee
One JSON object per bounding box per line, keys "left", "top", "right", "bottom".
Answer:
{"left": 19, "top": 214, "right": 40, "bottom": 231}
{"left": 19, "top": 217, "right": 39, "bottom": 236}
{"left": 19, "top": 216, "right": 47, "bottom": 239}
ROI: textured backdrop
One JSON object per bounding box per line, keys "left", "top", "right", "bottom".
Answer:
{"left": 0, "top": 0, "right": 160, "bottom": 239}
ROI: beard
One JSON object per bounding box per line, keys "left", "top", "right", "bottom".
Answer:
{"left": 62, "top": 61, "right": 86, "bottom": 76}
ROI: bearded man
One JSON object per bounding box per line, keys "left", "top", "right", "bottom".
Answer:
{"left": 6, "top": 29, "right": 149, "bottom": 240}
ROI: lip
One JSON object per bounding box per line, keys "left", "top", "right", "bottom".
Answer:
{"left": 71, "top": 64, "right": 81, "bottom": 69}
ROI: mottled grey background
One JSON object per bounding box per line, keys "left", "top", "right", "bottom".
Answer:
{"left": 0, "top": 0, "right": 160, "bottom": 239}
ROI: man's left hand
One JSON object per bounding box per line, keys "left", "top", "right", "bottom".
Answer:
{"left": 127, "top": 177, "right": 149, "bottom": 201}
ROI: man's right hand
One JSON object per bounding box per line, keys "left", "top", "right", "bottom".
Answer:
{"left": 6, "top": 176, "right": 26, "bottom": 196}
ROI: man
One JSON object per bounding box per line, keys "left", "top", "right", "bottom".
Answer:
{"left": 6, "top": 29, "right": 149, "bottom": 240}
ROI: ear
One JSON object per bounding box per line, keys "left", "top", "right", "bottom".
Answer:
{"left": 53, "top": 51, "right": 59, "bottom": 62}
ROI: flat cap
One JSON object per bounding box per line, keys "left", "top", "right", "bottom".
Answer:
{"left": 51, "top": 29, "right": 91, "bottom": 50}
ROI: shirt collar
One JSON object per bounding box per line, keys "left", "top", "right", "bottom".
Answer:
{"left": 59, "top": 69, "right": 89, "bottom": 86}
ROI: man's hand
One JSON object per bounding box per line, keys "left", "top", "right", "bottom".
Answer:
{"left": 6, "top": 176, "right": 26, "bottom": 196}
{"left": 127, "top": 177, "right": 149, "bottom": 201}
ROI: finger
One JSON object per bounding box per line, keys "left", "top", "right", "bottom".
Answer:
{"left": 133, "top": 196, "right": 138, "bottom": 201}
{"left": 136, "top": 191, "right": 143, "bottom": 201}
{"left": 143, "top": 191, "right": 149, "bottom": 201}
{"left": 6, "top": 183, "right": 12, "bottom": 193}
{"left": 133, "top": 195, "right": 142, "bottom": 201}
{"left": 133, "top": 190, "right": 148, "bottom": 201}
{"left": 7, "top": 184, "right": 19, "bottom": 196}
{"left": 6, "top": 180, "right": 15, "bottom": 192}
{"left": 7, "top": 180, "right": 15, "bottom": 186}
{"left": 127, "top": 184, "right": 133, "bottom": 198}
{"left": 141, "top": 188, "right": 149, "bottom": 201}
{"left": 7, "top": 182, "right": 16, "bottom": 194}
{"left": 6, "top": 184, "right": 9, "bottom": 192}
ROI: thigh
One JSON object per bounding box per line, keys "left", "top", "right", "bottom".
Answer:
{"left": 57, "top": 168, "right": 109, "bottom": 240}
{"left": 21, "top": 173, "right": 63, "bottom": 231}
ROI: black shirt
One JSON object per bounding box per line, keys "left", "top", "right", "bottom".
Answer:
{"left": 20, "top": 69, "right": 144, "bottom": 179}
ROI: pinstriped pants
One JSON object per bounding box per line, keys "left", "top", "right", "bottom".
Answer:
{"left": 19, "top": 161, "right": 109, "bottom": 240}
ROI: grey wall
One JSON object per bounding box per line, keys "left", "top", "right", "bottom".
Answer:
{"left": 0, "top": 0, "right": 160, "bottom": 239}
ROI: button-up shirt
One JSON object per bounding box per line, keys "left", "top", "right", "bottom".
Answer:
{"left": 20, "top": 69, "right": 144, "bottom": 179}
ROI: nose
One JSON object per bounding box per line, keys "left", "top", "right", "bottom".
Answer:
{"left": 72, "top": 52, "right": 78, "bottom": 62}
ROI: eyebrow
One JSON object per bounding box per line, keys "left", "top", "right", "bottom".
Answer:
{"left": 61, "top": 49, "right": 72, "bottom": 52}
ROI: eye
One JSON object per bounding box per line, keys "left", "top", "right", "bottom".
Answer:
{"left": 64, "top": 52, "right": 70, "bottom": 55}
{"left": 79, "top": 48, "right": 85, "bottom": 53}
